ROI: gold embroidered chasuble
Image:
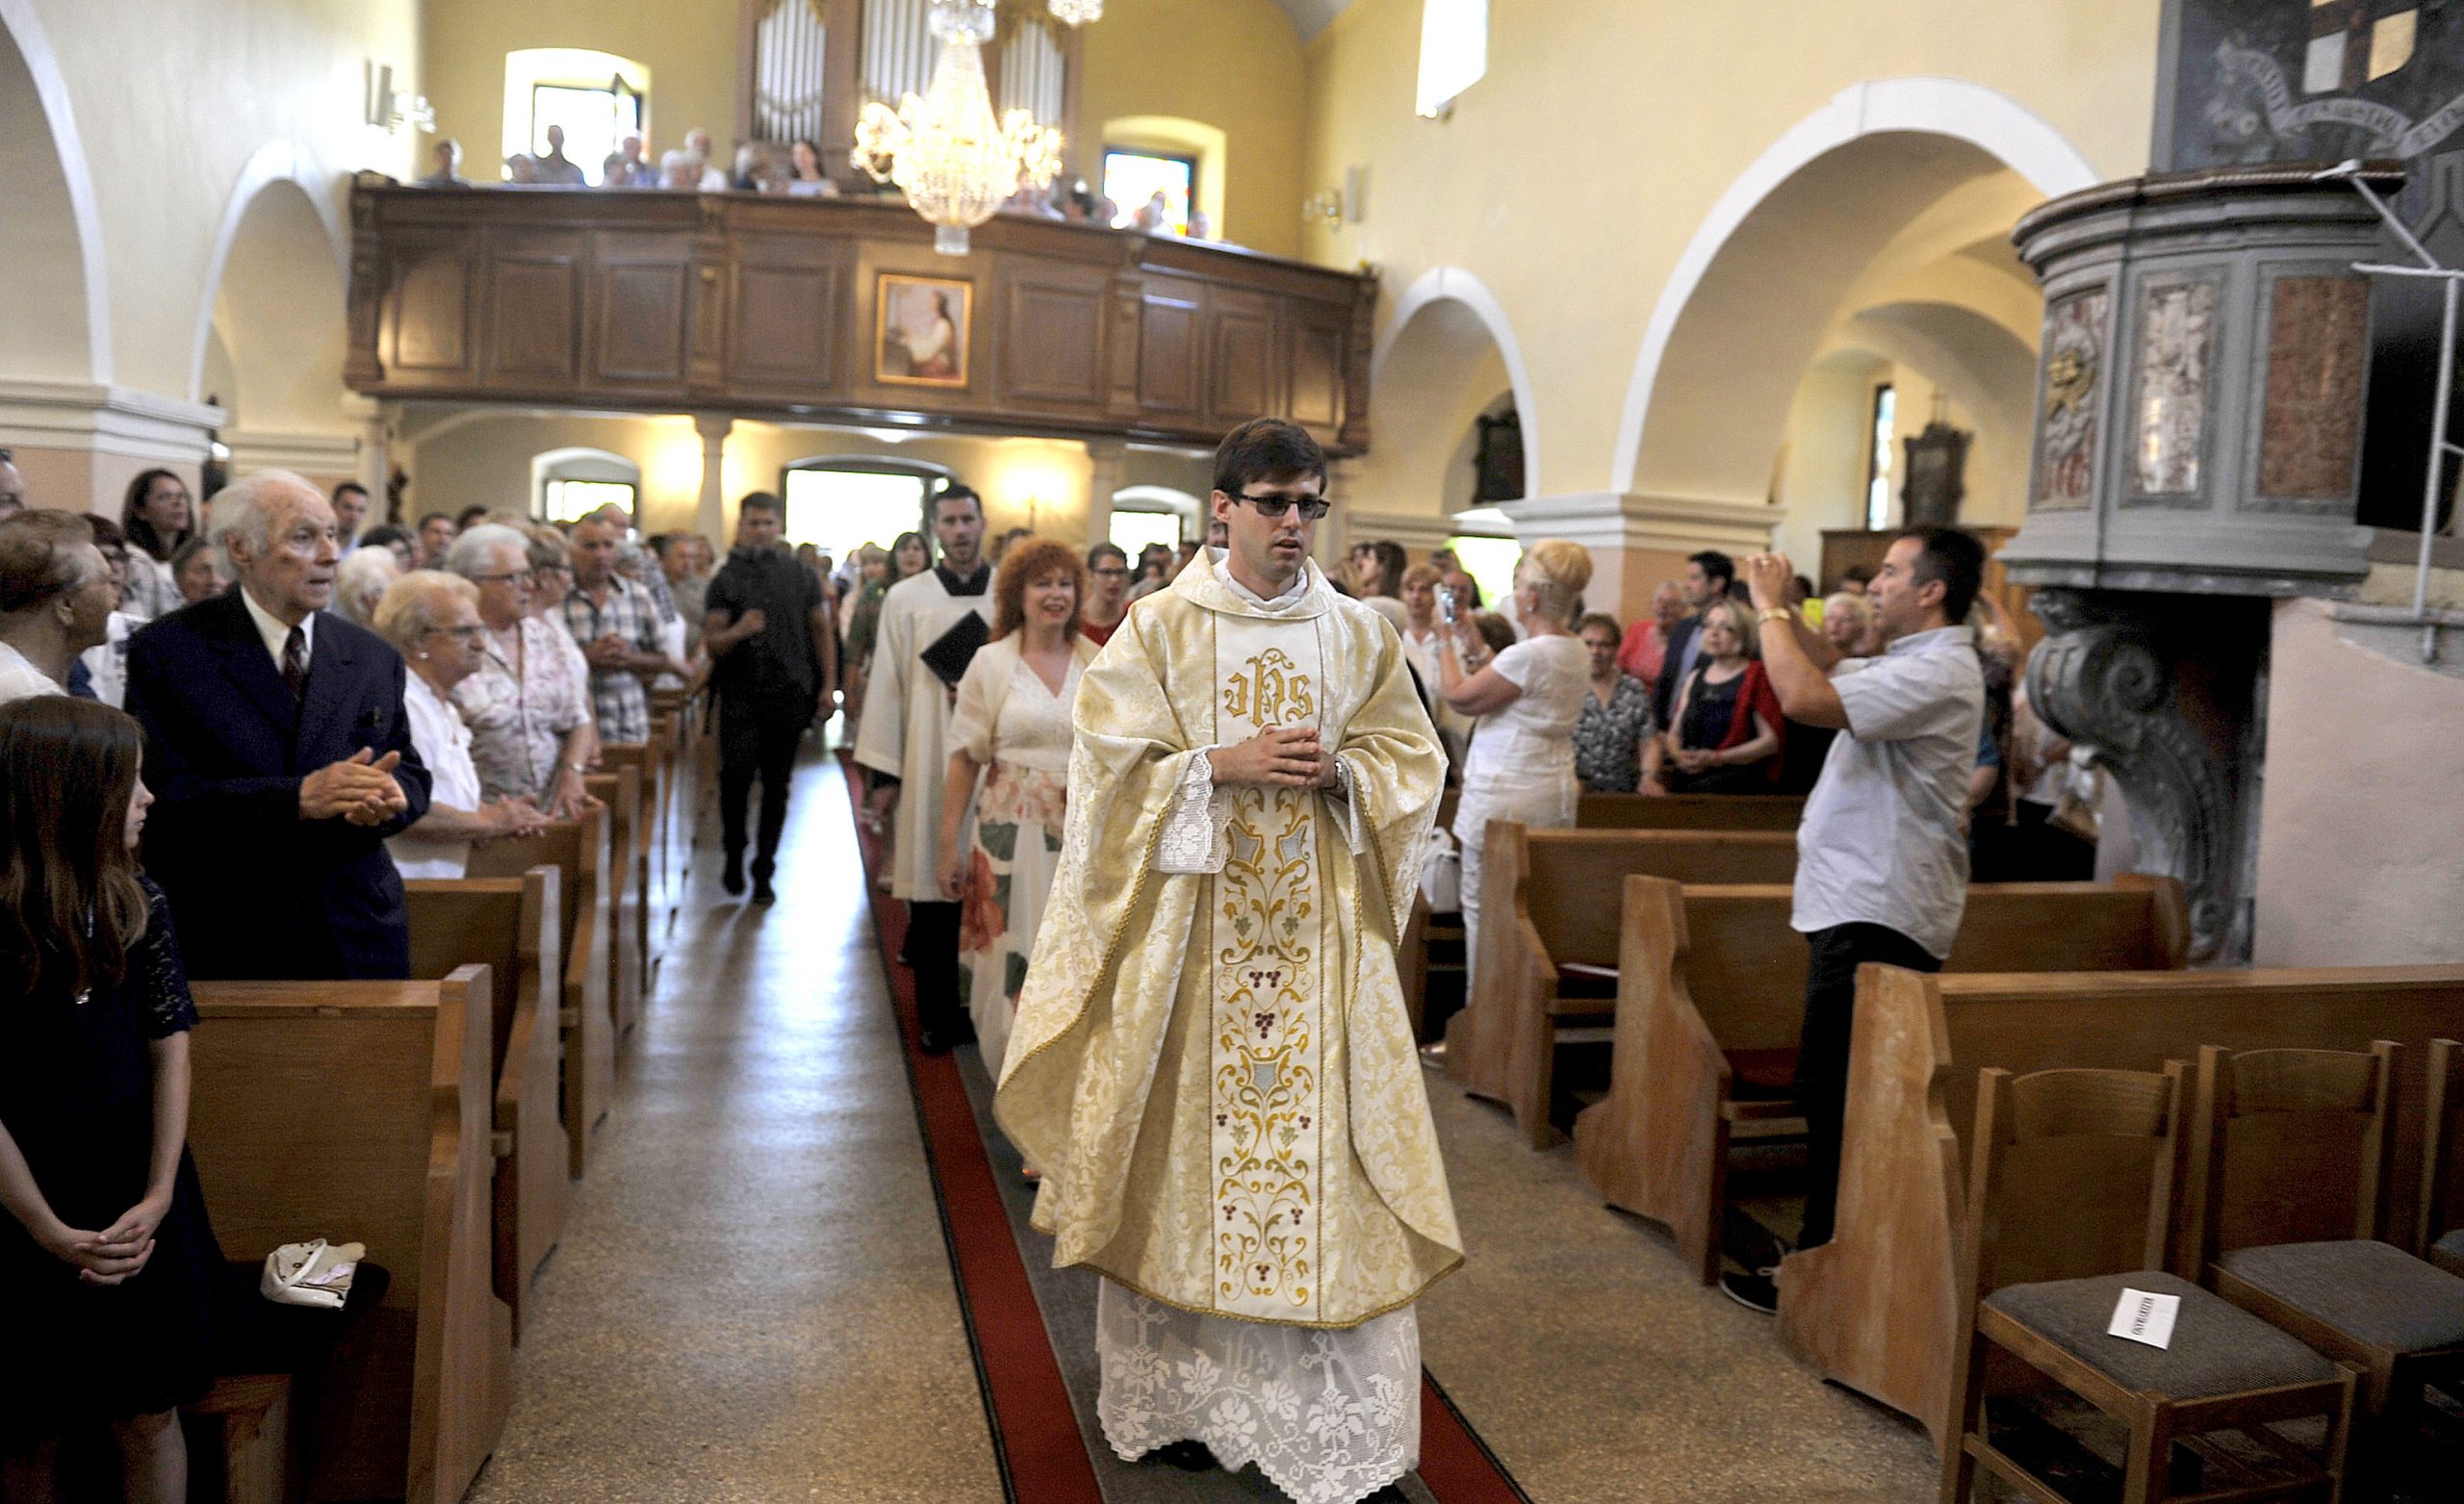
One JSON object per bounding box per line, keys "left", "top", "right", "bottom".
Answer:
{"left": 994, "top": 556, "right": 1461, "bottom": 1329}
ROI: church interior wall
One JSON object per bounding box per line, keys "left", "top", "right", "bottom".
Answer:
{"left": 2252, "top": 599, "right": 2464, "bottom": 968}
{"left": 420, "top": 0, "right": 734, "bottom": 174}
{"left": 3, "top": 0, "right": 416, "bottom": 514}
{"left": 1297, "top": 0, "right": 2160, "bottom": 555}
{"left": 12, "top": 0, "right": 419, "bottom": 401}
{"left": 1075, "top": 0, "right": 1307, "bottom": 259}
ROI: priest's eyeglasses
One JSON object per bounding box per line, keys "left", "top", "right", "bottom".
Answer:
{"left": 1234, "top": 491, "right": 1331, "bottom": 521}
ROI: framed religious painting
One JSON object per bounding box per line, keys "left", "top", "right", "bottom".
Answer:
{"left": 875, "top": 273, "right": 972, "bottom": 388}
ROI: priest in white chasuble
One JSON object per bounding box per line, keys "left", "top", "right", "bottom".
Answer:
{"left": 855, "top": 483, "right": 993, "bottom": 1052}
{"left": 996, "top": 420, "right": 1460, "bottom": 1504}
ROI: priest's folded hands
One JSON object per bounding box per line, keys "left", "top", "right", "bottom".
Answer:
{"left": 1209, "top": 724, "right": 1340, "bottom": 788}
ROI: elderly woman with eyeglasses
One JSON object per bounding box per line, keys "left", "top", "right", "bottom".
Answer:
{"left": 443, "top": 524, "right": 599, "bottom": 820}
{"left": 372, "top": 571, "right": 551, "bottom": 879}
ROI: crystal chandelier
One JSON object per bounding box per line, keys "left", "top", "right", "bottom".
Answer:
{"left": 851, "top": 0, "right": 1065, "bottom": 255}
{"left": 1048, "top": 0, "right": 1103, "bottom": 23}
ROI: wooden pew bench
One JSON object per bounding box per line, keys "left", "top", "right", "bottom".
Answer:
{"left": 1572, "top": 874, "right": 2190, "bottom": 1285}
{"left": 589, "top": 754, "right": 652, "bottom": 1039}
{"left": 407, "top": 868, "right": 566, "bottom": 1339}
{"left": 187, "top": 968, "right": 511, "bottom": 1504}
{"left": 1443, "top": 824, "right": 1800, "bottom": 1145}
{"left": 1576, "top": 791, "right": 1804, "bottom": 831}
{"left": 1773, "top": 963, "right": 2464, "bottom": 1453}
{"left": 469, "top": 810, "right": 614, "bottom": 1178}
{"left": 1402, "top": 793, "right": 1807, "bottom": 1047}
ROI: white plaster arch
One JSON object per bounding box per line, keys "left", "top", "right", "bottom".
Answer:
{"left": 1373, "top": 266, "right": 1542, "bottom": 497}
{"left": 1610, "top": 77, "right": 2099, "bottom": 497}
{"left": 188, "top": 140, "right": 346, "bottom": 403}
{"left": 0, "top": 0, "right": 113, "bottom": 382}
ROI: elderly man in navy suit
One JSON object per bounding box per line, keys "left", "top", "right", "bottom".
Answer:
{"left": 126, "top": 471, "right": 431, "bottom": 980}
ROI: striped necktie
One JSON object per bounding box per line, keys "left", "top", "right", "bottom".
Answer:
{"left": 282, "top": 625, "right": 307, "bottom": 701}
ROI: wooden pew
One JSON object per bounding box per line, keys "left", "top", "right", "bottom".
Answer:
{"left": 1572, "top": 874, "right": 2190, "bottom": 1285}
{"left": 1577, "top": 791, "right": 1804, "bottom": 830}
{"left": 1773, "top": 963, "right": 2464, "bottom": 1452}
{"left": 469, "top": 810, "right": 614, "bottom": 1178}
{"left": 593, "top": 748, "right": 654, "bottom": 1029}
{"left": 407, "top": 868, "right": 567, "bottom": 1339}
{"left": 1400, "top": 792, "right": 1804, "bottom": 1046}
{"left": 1443, "top": 824, "right": 1800, "bottom": 1141}
{"left": 188, "top": 968, "right": 511, "bottom": 1504}
{"left": 583, "top": 762, "right": 648, "bottom": 1040}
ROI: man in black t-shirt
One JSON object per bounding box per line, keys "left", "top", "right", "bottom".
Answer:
{"left": 703, "top": 492, "right": 836, "bottom": 904}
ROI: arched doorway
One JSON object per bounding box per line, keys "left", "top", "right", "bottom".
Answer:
{"left": 1614, "top": 78, "right": 2096, "bottom": 570}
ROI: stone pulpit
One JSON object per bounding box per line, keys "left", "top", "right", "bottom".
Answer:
{"left": 2001, "top": 163, "right": 2400, "bottom": 960}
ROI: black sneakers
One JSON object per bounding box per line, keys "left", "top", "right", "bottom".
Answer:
{"left": 1720, "top": 1264, "right": 1781, "bottom": 1314}
{"left": 721, "top": 854, "right": 746, "bottom": 897}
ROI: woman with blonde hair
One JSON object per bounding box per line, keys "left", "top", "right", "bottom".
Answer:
{"left": 936, "top": 538, "right": 1095, "bottom": 1084}
{"left": 1643, "top": 597, "right": 1784, "bottom": 795}
{"left": 1435, "top": 537, "right": 1593, "bottom": 985}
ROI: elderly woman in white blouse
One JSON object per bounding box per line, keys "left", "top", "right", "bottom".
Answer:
{"left": 373, "top": 571, "right": 550, "bottom": 879}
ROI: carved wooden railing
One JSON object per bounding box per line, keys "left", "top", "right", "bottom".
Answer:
{"left": 344, "top": 179, "right": 1374, "bottom": 453}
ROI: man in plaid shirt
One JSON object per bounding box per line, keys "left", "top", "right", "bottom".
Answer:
{"left": 563, "top": 513, "right": 678, "bottom": 744}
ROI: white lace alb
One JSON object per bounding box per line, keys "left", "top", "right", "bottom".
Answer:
{"left": 1096, "top": 1281, "right": 1420, "bottom": 1504}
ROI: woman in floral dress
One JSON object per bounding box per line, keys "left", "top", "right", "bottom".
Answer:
{"left": 937, "top": 538, "right": 1094, "bottom": 1083}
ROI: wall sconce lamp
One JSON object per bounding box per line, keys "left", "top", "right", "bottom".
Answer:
{"left": 1306, "top": 167, "right": 1366, "bottom": 227}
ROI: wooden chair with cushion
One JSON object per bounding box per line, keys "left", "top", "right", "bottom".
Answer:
{"left": 2193, "top": 1041, "right": 2464, "bottom": 1496}
{"left": 2420, "top": 1038, "right": 2464, "bottom": 1277}
{"left": 1944, "top": 1062, "right": 2353, "bottom": 1503}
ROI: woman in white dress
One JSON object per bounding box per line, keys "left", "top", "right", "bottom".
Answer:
{"left": 1435, "top": 538, "right": 1594, "bottom": 984}
{"left": 373, "top": 571, "right": 551, "bottom": 879}
{"left": 937, "top": 538, "right": 1095, "bottom": 1083}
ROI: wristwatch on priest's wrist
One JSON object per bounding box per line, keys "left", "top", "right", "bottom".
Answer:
{"left": 1757, "top": 606, "right": 1794, "bottom": 627}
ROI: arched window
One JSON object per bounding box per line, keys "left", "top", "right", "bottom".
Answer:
{"left": 1416, "top": 0, "right": 1488, "bottom": 118}
{"left": 502, "top": 49, "right": 650, "bottom": 184}
{"left": 533, "top": 447, "right": 643, "bottom": 523}
{"left": 1449, "top": 506, "right": 1520, "bottom": 609}
{"left": 781, "top": 456, "right": 957, "bottom": 560}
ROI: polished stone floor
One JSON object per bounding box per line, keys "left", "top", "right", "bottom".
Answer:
{"left": 467, "top": 748, "right": 1938, "bottom": 1501}
{"left": 465, "top": 751, "right": 1002, "bottom": 1504}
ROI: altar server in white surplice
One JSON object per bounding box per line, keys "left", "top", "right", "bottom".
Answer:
{"left": 995, "top": 420, "right": 1460, "bottom": 1504}
{"left": 855, "top": 483, "right": 993, "bottom": 1053}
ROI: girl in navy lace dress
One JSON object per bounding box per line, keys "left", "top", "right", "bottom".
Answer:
{"left": 0, "top": 696, "right": 221, "bottom": 1503}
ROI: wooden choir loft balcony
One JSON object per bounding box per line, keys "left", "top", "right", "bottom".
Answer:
{"left": 343, "top": 177, "right": 1375, "bottom": 453}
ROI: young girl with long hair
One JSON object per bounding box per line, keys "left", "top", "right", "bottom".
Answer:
{"left": 0, "top": 698, "right": 221, "bottom": 1503}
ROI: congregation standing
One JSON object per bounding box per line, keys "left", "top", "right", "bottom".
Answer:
{"left": 0, "top": 411, "right": 2044, "bottom": 1504}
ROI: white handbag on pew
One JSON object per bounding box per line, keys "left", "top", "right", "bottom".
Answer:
{"left": 260, "top": 1238, "right": 366, "bottom": 1310}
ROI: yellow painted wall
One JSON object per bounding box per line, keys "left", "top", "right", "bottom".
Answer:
{"left": 1301, "top": 0, "right": 2161, "bottom": 514}
{"left": 1077, "top": 0, "right": 1307, "bottom": 259}
{"left": 421, "top": 0, "right": 735, "bottom": 172}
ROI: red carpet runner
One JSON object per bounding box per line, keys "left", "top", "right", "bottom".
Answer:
{"left": 842, "top": 757, "right": 1525, "bottom": 1504}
